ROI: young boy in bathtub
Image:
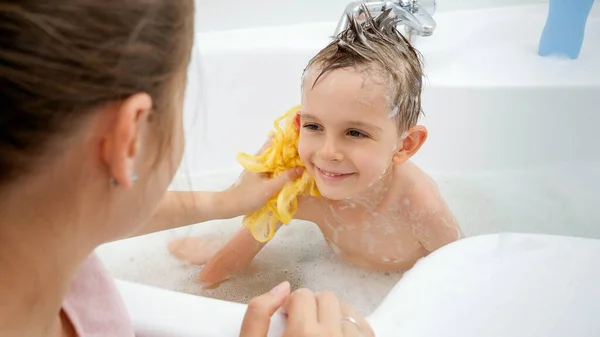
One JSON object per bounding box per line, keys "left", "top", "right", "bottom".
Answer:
{"left": 169, "top": 8, "right": 463, "bottom": 288}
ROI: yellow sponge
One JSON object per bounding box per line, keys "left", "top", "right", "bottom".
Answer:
{"left": 236, "top": 105, "right": 320, "bottom": 242}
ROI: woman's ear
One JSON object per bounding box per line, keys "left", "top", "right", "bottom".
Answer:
{"left": 392, "top": 125, "right": 428, "bottom": 165}
{"left": 101, "top": 93, "right": 152, "bottom": 188}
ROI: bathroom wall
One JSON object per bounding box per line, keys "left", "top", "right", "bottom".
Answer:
{"left": 194, "top": 0, "right": 547, "bottom": 32}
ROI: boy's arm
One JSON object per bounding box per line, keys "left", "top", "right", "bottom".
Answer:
{"left": 197, "top": 223, "right": 282, "bottom": 288}
{"left": 189, "top": 195, "right": 316, "bottom": 288}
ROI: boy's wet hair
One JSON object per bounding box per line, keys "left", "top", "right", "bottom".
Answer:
{"left": 303, "top": 5, "right": 424, "bottom": 132}
{"left": 0, "top": 0, "right": 194, "bottom": 186}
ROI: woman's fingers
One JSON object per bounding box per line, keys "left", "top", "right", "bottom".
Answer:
{"left": 239, "top": 281, "right": 291, "bottom": 337}
{"left": 316, "top": 291, "right": 342, "bottom": 326}
{"left": 243, "top": 285, "right": 375, "bottom": 337}
{"left": 341, "top": 303, "right": 375, "bottom": 337}
{"left": 262, "top": 168, "right": 303, "bottom": 196}
{"left": 286, "top": 288, "right": 318, "bottom": 327}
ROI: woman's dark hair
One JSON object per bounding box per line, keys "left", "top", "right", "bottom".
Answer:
{"left": 0, "top": 0, "right": 195, "bottom": 185}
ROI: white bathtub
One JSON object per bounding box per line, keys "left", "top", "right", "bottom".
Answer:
{"left": 181, "top": 3, "right": 600, "bottom": 174}
{"left": 98, "top": 3, "right": 600, "bottom": 337}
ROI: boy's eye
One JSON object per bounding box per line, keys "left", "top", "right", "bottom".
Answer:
{"left": 347, "top": 129, "right": 367, "bottom": 138}
{"left": 303, "top": 123, "right": 321, "bottom": 131}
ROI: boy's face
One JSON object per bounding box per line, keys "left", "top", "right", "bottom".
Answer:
{"left": 299, "top": 67, "right": 402, "bottom": 200}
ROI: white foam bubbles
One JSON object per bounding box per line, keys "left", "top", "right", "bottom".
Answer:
{"left": 97, "top": 162, "right": 600, "bottom": 315}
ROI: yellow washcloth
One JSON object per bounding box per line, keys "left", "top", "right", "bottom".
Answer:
{"left": 237, "top": 105, "right": 320, "bottom": 243}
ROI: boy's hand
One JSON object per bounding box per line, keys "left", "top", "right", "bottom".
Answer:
{"left": 167, "top": 237, "right": 222, "bottom": 266}
{"left": 197, "top": 226, "right": 270, "bottom": 289}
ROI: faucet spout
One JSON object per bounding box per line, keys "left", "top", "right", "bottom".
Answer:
{"left": 394, "top": 2, "right": 436, "bottom": 36}
{"left": 333, "top": 1, "right": 437, "bottom": 38}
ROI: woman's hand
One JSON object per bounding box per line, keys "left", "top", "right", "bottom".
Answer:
{"left": 223, "top": 167, "right": 302, "bottom": 217}
{"left": 240, "top": 282, "right": 374, "bottom": 337}
{"left": 222, "top": 138, "right": 303, "bottom": 218}
{"left": 131, "top": 140, "right": 302, "bottom": 238}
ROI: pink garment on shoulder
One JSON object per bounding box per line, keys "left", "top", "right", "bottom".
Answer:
{"left": 62, "top": 252, "right": 135, "bottom": 337}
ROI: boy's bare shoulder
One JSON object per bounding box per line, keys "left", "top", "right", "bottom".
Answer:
{"left": 391, "top": 160, "right": 441, "bottom": 201}
{"left": 393, "top": 161, "right": 462, "bottom": 250}
{"left": 389, "top": 161, "right": 445, "bottom": 210}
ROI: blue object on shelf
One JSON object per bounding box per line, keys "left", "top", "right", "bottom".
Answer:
{"left": 538, "top": 0, "right": 595, "bottom": 59}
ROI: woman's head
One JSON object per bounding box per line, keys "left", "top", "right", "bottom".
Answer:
{"left": 0, "top": 0, "right": 194, "bottom": 240}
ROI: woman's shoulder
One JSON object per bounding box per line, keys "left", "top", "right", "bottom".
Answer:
{"left": 62, "top": 253, "right": 135, "bottom": 337}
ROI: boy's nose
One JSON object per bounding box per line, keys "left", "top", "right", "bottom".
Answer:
{"left": 318, "top": 138, "right": 344, "bottom": 162}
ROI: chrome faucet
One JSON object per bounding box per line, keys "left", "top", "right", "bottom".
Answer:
{"left": 333, "top": 0, "right": 437, "bottom": 40}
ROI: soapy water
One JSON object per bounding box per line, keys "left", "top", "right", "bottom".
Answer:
{"left": 97, "top": 162, "right": 600, "bottom": 315}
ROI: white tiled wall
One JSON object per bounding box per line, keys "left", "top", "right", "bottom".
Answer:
{"left": 194, "top": 0, "right": 547, "bottom": 32}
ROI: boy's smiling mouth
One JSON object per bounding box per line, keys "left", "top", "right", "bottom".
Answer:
{"left": 315, "top": 166, "right": 355, "bottom": 182}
